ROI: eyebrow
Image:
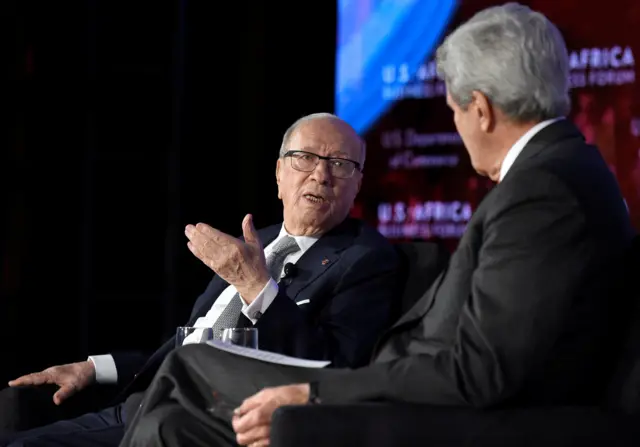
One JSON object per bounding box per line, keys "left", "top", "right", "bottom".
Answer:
{"left": 298, "top": 148, "right": 353, "bottom": 159}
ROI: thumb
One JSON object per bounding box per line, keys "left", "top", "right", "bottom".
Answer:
{"left": 53, "top": 385, "right": 74, "bottom": 405}
{"left": 242, "top": 214, "right": 262, "bottom": 248}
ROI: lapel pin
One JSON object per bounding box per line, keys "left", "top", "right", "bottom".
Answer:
{"left": 321, "top": 258, "right": 330, "bottom": 266}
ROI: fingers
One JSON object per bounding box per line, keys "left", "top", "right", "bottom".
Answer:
{"left": 8, "top": 371, "right": 52, "bottom": 387}
{"left": 185, "top": 223, "right": 240, "bottom": 255}
{"left": 248, "top": 442, "right": 269, "bottom": 447}
{"left": 242, "top": 214, "right": 262, "bottom": 248}
{"left": 234, "top": 391, "right": 264, "bottom": 419}
{"left": 235, "top": 423, "right": 270, "bottom": 446}
{"left": 185, "top": 225, "right": 218, "bottom": 249}
{"left": 233, "top": 405, "right": 272, "bottom": 435}
{"left": 193, "top": 223, "right": 230, "bottom": 245}
{"left": 186, "top": 240, "right": 204, "bottom": 260}
{"left": 53, "top": 384, "right": 76, "bottom": 405}
{"left": 185, "top": 225, "right": 220, "bottom": 268}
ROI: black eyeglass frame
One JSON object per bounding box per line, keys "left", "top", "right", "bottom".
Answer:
{"left": 282, "top": 150, "right": 362, "bottom": 177}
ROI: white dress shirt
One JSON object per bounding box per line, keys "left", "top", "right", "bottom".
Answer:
{"left": 499, "top": 117, "right": 564, "bottom": 182}
{"left": 89, "top": 225, "right": 319, "bottom": 384}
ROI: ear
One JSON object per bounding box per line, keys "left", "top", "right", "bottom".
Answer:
{"left": 471, "top": 90, "right": 495, "bottom": 133}
{"left": 275, "top": 158, "right": 282, "bottom": 200}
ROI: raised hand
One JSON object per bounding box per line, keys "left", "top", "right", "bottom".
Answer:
{"left": 185, "top": 214, "right": 269, "bottom": 302}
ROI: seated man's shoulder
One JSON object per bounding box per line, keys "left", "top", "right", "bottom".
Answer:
{"left": 486, "top": 165, "right": 586, "bottom": 221}
{"left": 497, "top": 166, "right": 572, "bottom": 199}
{"left": 343, "top": 218, "right": 398, "bottom": 258}
{"left": 499, "top": 145, "right": 619, "bottom": 204}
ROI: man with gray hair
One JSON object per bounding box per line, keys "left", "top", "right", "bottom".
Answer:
{"left": 120, "top": 4, "right": 636, "bottom": 446}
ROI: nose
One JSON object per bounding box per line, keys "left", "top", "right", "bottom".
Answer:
{"left": 309, "top": 159, "right": 332, "bottom": 185}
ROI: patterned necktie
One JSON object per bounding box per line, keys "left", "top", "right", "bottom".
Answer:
{"left": 212, "top": 236, "right": 300, "bottom": 339}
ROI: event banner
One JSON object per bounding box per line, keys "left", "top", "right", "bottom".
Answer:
{"left": 336, "top": 0, "right": 640, "bottom": 250}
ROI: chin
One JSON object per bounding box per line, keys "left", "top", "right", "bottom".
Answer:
{"left": 305, "top": 213, "right": 330, "bottom": 228}
{"left": 474, "top": 167, "right": 489, "bottom": 177}
{"left": 302, "top": 214, "right": 335, "bottom": 234}
{"left": 470, "top": 160, "right": 488, "bottom": 177}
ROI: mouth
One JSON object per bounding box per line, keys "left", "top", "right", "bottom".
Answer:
{"left": 303, "top": 193, "right": 327, "bottom": 204}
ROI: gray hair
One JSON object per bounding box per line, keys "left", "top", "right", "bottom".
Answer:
{"left": 279, "top": 113, "right": 367, "bottom": 169}
{"left": 435, "top": 2, "right": 570, "bottom": 122}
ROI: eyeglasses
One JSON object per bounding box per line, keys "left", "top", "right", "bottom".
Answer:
{"left": 283, "top": 150, "right": 361, "bottom": 179}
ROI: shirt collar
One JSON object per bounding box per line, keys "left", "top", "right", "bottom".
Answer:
{"left": 275, "top": 224, "right": 320, "bottom": 253}
{"left": 499, "top": 117, "right": 564, "bottom": 182}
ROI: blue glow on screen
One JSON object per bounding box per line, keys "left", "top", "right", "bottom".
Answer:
{"left": 335, "top": 0, "right": 458, "bottom": 134}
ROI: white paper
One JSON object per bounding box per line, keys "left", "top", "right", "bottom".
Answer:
{"left": 206, "top": 340, "right": 331, "bottom": 368}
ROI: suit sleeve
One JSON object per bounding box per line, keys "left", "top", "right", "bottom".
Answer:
{"left": 255, "top": 244, "right": 400, "bottom": 368}
{"left": 109, "top": 351, "right": 152, "bottom": 385}
{"left": 316, "top": 171, "right": 591, "bottom": 406}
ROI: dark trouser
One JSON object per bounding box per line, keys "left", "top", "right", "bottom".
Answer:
{"left": 0, "top": 384, "right": 119, "bottom": 437}
{"left": 0, "top": 392, "right": 144, "bottom": 447}
{"left": 120, "top": 344, "right": 345, "bottom": 447}
{"left": 0, "top": 406, "right": 123, "bottom": 447}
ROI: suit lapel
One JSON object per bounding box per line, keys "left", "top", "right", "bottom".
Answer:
{"left": 381, "top": 185, "right": 495, "bottom": 335}
{"left": 392, "top": 266, "right": 446, "bottom": 329}
{"left": 283, "top": 219, "right": 356, "bottom": 300}
{"left": 370, "top": 269, "right": 446, "bottom": 358}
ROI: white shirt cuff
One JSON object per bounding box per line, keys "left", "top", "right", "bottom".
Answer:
{"left": 240, "top": 278, "right": 279, "bottom": 324}
{"left": 88, "top": 354, "right": 118, "bottom": 384}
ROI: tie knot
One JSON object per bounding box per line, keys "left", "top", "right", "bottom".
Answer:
{"left": 266, "top": 236, "right": 300, "bottom": 280}
{"left": 270, "top": 235, "right": 300, "bottom": 258}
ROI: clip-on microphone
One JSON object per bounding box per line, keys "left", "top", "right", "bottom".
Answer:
{"left": 283, "top": 262, "right": 298, "bottom": 279}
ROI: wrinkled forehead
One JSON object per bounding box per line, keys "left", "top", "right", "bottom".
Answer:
{"left": 288, "top": 119, "right": 362, "bottom": 161}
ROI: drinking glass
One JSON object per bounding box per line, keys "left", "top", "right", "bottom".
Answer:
{"left": 221, "top": 328, "right": 259, "bottom": 349}
{"left": 175, "top": 326, "right": 214, "bottom": 348}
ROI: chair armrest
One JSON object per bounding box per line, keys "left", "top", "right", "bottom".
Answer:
{"left": 270, "top": 403, "right": 638, "bottom": 447}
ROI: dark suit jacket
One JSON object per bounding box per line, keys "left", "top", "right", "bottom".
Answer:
{"left": 316, "top": 120, "right": 636, "bottom": 408}
{"left": 113, "top": 217, "right": 400, "bottom": 399}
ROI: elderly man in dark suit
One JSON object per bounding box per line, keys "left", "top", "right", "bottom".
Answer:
{"left": 0, "top": 113, "right": 401, "bottom": 446}
{"left": 118, "top": 3, "right": 636, "bottom": 447}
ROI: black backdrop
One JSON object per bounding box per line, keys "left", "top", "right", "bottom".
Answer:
{"left": 1, "top": 1, "right": 337, "bottom": 383}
